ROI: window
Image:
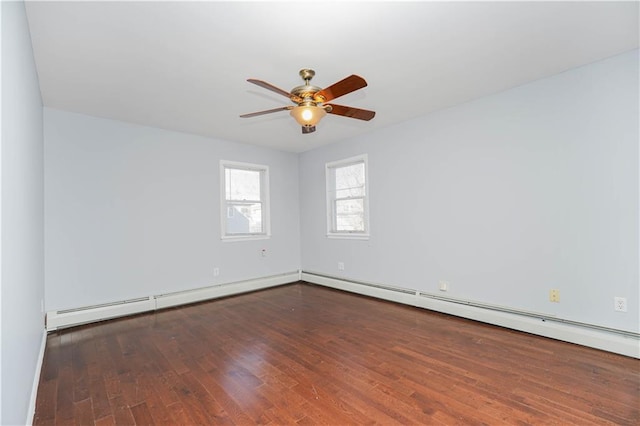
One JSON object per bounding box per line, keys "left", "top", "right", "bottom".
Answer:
{"left": 326, "top": 155, "right": 369, "bottom": 238}
{"left": 220, "top": 160, "right": 270, "bottom": 240}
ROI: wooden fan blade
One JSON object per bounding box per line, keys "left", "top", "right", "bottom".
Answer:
{"left": 314, "top": 75, "right": 367, "bottom": 103}
{"left": 247, "top": 79, "right": 302, "bottom": 103}
{"left": 326, "top": 104, "right": 376, "bottom": 121}
{"left": 240, "top": 106, "right": 291, "bottom": 118}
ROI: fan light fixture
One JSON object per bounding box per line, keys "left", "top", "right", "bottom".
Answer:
{"left": 290, "top": 105, "right": 326, "bottom": 126}
{"left": 240, "top": 69, "right": 375, "bottom": 134}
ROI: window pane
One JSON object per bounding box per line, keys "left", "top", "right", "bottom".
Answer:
{"left": 326, "top": 155, "right": 368, "bottom": 238}
{"left": 335, "top": 198, "right": 364, "bottom": 232}
{"left": 226, "top": 168, "right": 261, "bottom": 201}
{"left": 335, "top": 163, "right": 365, "bottom": 198}
{"left": 226, "top": 203, "right": 263, "bottom": 234}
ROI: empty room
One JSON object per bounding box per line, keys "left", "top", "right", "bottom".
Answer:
{"left": 2, "top": 1, "right": 639, "bottom": 425}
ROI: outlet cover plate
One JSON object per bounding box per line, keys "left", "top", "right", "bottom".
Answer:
{"left": 614, "top": 297, "right": 627, "bottom": 312}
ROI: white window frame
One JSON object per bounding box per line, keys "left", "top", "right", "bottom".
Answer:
{"left": 220, "top": 160, "right": 270, "bottom": 241}
{"left": 326, "top": 154, "right": 370, "bottom": 239}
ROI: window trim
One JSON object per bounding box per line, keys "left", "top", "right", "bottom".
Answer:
{"left": 220, "top": 160, "right": 270, "bottom": 242}
{"left": 325, "top": 154, "right": 370, "bottom": 240}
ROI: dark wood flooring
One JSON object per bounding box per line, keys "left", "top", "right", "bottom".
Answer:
{"left": 34, "top": 282, "right": 639, "bottom": 425}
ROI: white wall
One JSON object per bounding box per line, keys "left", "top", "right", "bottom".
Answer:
{"left": 1, "top": 1, "right": 46, "bottom": 424}
{"left": 44, "top": 109, "right": 300, "bottom": 311}
{"left": 300, "top": 50, "right": 639, "bottom": 335}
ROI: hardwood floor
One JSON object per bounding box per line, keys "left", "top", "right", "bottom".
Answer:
{"left": 34, "top": 282, "right": 639, "bottom": 425}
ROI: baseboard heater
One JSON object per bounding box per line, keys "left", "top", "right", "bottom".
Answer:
{"left": 301, "top": 271, "right": 640, "bottom": 359}
{"left": 46, "top": 271, "right": 300, "bottom": 331}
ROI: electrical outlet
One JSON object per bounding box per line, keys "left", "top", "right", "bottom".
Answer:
{"left": 549, "top": 289, "right": 560, "bottom": 303}
{"left": 439, "top": 281, "right": 449, "bottom": 291}
{"left": 614, "top": 297, "right": 627, "bottom": 312}
{"left": 338, "top": 262, "right": 345, "bottom": 271}
{"left": 213, "top": 267, "right": 220, "bottom": 277}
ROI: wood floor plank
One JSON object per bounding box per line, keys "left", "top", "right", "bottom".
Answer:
{"left": 160, "top": 373, "right": 213, "bottom": 425}
{"left": 93, "top": 414, "right": 115, "bottom": 426}
{"left": 107, "top": 395, "right": 135, "bottom": 425}
{"left": 54, "top": 366, "right": 74, "bottom": 424}
{"left": 164, "top": 401, "right": 198, "bottom": 425}
{"left": 32, "top": 378, "right": 57, "bottom": 425}
{"left": 179, "top": 369, "right": 235, "bottom": 424}
{"left": 41, "top": 345, "right": 60, "bottom": 382}
{"left": 72, "top": 398, "right": 94, "bottom": 426}
{"left": 34, "top": 282, "right": 640, "bottom": 425}
{"left": 257, "top": 374, "right": 313, "bottom": 422}
{"left": 129, "top": 402, "right": 155, "bottom": 426}
{"left": 87, "top": 372, "right": 111, "bottom": 421}
{"left": 185, "top": 357, "right": 256, "bottom": 424}
{"left": 136, "top": 375, "right": 179, "bottom": 425}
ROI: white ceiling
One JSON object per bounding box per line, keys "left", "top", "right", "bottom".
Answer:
{"left": 25, "top": 1, "right": 639, "bottom": 153}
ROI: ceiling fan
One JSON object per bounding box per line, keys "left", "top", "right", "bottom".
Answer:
{"left": 240, "top": 69, "right": 375, "bottom": 134}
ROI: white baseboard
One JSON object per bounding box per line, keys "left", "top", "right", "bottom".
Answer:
{"left": 27, "top": 329, "right": 47, "bottom": 425}
{"left": 46, "top": 297, "right": 155, "bottom": 331}
{"left": 154, "top": 272, "right": 298, "bottom": 309}
{"left": 46, "top": 271, "right": 299, "bottom": 331}
{"left": 302, "top": 272, "right": 640, "bottom": 359}
{"left": 43, "top": 270, "right": 640, "bottom": 358}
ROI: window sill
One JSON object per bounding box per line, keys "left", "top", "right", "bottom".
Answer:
{"left": 222, "top": 234, "right": 270, "bottom": 242}
{"left": 326, "top": 233, "right": 370, "bottom": 240}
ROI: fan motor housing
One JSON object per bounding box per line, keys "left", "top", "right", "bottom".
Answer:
{"left": 291, "top": 84, "right": 322, "bottom": 101}
{"left": 291, "top": 69, "right": 322, "bottom": 102}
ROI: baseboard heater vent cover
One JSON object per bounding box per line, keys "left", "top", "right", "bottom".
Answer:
{"left": 46, "top": 297, "right": 155, "bottom": 331}
{"left": 46, "top": 271, "right": 299, "bottom": 331}
{"left": 301, "top": 271, "right": 639, "bottom": 358}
